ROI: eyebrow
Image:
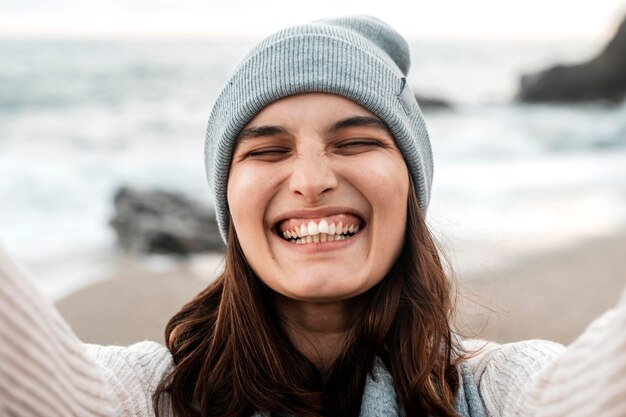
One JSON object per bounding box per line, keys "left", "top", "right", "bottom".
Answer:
{"left": 327, "top": 116, "right": 390, "bottom": 133}
{"left": 237, "top": 125, "right": 292, "bottom": 141}
{"left": 236, "top": 115, "right": 390, "bottom": 142}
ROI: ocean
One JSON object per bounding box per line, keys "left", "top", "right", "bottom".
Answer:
{"left": 1, "top": 38, "right": 625, "bottom": 300}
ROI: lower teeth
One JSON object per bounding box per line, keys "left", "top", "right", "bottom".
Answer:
{"left": 288, "top": 233, "right": 355, "bottom": 244}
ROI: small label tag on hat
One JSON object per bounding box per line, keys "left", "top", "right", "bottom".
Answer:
{"left": 397, "top": 77, "right": 416, "bottom": 115}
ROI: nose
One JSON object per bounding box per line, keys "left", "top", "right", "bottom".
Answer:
{"left": 288, "top": 150, "right": 338, "bottom": 203}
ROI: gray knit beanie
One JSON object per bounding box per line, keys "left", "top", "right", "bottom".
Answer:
{"left": 205, "top": 15, "right": 433, "bottom": 243}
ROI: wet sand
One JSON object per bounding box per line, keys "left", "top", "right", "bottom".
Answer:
{"left": 56, "top": 234, "right": 626, "bottom": 346}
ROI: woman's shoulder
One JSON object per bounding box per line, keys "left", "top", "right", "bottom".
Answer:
{"left": 84, "top": 341, "right": 175, "bottom": 415}
{"left": 459, "top": 339, "right": 564, "bottom": 417}
{"left": 86, "top": 339, "right": 172, "bottom": 360}
{"left": 461, "top": 338, "right": 565, "bottom": 382}
{"left": 459, "top": 289, "right": 626, "bottom": 416}
{"left": 86, "top": 340, "right": 174, "bottom": 387}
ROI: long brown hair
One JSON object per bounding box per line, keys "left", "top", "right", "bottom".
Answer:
{"left": 154, "top": 182, "right": 463, "bottom": 417}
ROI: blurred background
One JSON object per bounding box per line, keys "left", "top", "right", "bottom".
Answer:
{"left": 1, "top": 0, "right": 625, "bottom": 345}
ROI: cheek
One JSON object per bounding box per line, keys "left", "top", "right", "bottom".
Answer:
{"left": 227, "top": 173, "right": 250, "bottom": 229}
{"left": 227, "top": 164, "right": 285, "bottom": 262}
{"left": 227, "top": 167, "right": 269, "bottom": 239}
{"left": 228, "top": 165, "right": 279, "bottom": 215}
{"left": 356, "top": 156, "right": 409, "bottom": 249}
{"left": 350, "top": 155, "right": 409, "bottom": 203}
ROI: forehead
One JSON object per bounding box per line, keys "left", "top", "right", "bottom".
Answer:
{"left": 235, "top": 94, "right": 393, "bottom": 149}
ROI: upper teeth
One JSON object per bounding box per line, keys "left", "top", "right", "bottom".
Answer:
{"left": 282, "top": 220, "right": 360, "bottom": 240}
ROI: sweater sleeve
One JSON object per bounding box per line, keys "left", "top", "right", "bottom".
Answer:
{"left": 0, "top": 243, "right": 174, "bottom": 417}
{"left": 466, "top": 288, "right": 626, "bottom": 417}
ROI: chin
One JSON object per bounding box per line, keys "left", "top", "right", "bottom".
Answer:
{"left": 275, "top": 271, "right": 376, "bottom": 302}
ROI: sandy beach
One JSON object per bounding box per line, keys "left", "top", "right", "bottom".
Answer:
{"left": 455, "top": 232, "right": 626, "bottom": 344}
{"left": 56, "top": 233, "right": 626, "bottom": 347}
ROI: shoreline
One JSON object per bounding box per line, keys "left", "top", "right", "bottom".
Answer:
{"left": 55, "top": 231, "right": 626, "bottom": 346}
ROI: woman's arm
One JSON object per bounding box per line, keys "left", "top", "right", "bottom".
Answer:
{"left": 468, "top": 288, "right": 626, "bottom": 417}
{"left": 0, "top": 243, "right": 173, "bottom": 417}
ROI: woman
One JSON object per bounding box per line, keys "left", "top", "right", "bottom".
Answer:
{"left": 1, "top": 15, "right": 625, "bottom": 417}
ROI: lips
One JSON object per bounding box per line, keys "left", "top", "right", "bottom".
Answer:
{"left": 273, "top": 213, "right": 365, "bottom": 244}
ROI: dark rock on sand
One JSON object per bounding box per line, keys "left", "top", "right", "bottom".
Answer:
{"left": 109, "top": 187, "right": 223, "bottom": 255}
{"left": 517, "top": 14, "right": 626, "bottom": 103}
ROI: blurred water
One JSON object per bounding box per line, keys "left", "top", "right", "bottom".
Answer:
{"left": 1, "top": 38, "right": 625, "bottom": 298}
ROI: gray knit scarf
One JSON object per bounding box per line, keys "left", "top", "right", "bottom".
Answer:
{"left": 253, "top": 359, "right": 486, "bottom": 417}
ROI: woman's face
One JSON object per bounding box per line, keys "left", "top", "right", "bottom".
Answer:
{"left": 227, "top": 93, "right": 409, "bottom": 302}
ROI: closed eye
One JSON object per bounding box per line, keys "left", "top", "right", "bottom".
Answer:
{"left": 335, "top": 139, "right": 388, "bottom": 154}
{"left": 338, "top": 139, "right": 383, "bottom": 147}
{"left": 243, "top": 147, "right": 291, "bottom": 160}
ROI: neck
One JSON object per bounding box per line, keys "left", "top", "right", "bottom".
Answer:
{"left": 274, "top": 294, "right": 367, "bottom": 373}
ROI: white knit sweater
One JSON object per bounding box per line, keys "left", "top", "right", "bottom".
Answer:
{"left": 1, "top": 245, "right": 624, "bottom": 417}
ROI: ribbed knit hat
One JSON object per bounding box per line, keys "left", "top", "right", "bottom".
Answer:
{"left": 205, "top": 15, "right": 433, "bottom": 242}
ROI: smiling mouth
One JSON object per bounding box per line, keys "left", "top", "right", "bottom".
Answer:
{"left": 274, "top": 214, "right": 365, "bottom": 245}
